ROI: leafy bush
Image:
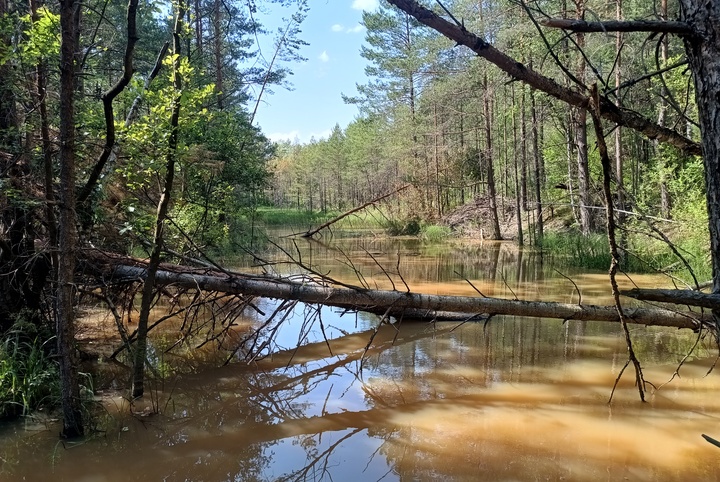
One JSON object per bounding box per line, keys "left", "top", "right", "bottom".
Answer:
{"left": 383, "top": 217, "right": 421, "bottom": 236}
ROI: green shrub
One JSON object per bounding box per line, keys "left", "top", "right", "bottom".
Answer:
{"left": 383, "top": 217, "right": 421, "bottom": 236}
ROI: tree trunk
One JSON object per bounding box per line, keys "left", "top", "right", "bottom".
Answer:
{"left": 77, "top": 0, "right": 139, "bottom": 208}
{"left": 575, "top": 108, "right": 591, "bottom": 235}
{"left": 111, "top": 264, "right": 705, "bottom": 330}
{"left": 574, "top": 0, "right": 592, "bottom": 236}
{"left": 57, "top": 0, "right": 83, "bottom": 438}
{"left": 131, "top": 0, "right": 186, "bottom": 399}
{"left": 615, "top": 0, "right": 625, "bottom": 217}
{"left": 658, "top": 0, "right": 671, "bottom": 219}
{"left": 680, "top": 0, "right": 720, "bottom": 297}
{"left": 520, "top": 85, "right": 529, "bottom": 212}
{"left": 194, "top": 0, "right": 203, "bottom": 56}
{"left": 512, "top": 86, "right": 524, "bottom": 245}
{"left": 531, "top": 87, "right": 544, "bottom": 244}
{"left": 213, "top": 0, "right": 224, "bottom": 109}
{"left": 385, "top": 0, "right": 700, "bottom": 155}
{"left": 484, "top": 75, "right": 502, "bottom": 240}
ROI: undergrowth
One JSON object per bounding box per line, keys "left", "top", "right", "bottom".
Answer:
{"left": 421, "top": 224, "right": 452, "bottom": 242}
{"left": 539, "top": 229, "right": 710, "bottom": 285}
{"left": 0, "top": 332, "right": 59, "bottom": 419}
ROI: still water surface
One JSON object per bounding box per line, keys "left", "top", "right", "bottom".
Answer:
{"left": 1, "top": 231, "right": 719, "bottom": 481}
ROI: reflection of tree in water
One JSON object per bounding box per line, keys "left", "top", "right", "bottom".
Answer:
{"left": 125, "top": 321, "right": 439, "bottom": 480}
{"left": 146, "top": 236, "right": 718, "bottom": 480}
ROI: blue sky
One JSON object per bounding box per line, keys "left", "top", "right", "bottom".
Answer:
{"left": 252, "top": 0, "right": 379, "bottom": 144}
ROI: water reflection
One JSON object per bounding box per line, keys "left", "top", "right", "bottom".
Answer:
{"left": 1, "top": 232, "right": 719, "bottom": 481}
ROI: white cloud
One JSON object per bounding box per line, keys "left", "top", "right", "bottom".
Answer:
{"left": 347, "top": 24, "right": 365, "bottom": 33}
{"left": 351, "top": 0, "right": 378, "bottom": 11}
{"left": 331, "top": 24, "right": 344, "bottom": 32}
{"left": 319, "top": 51, "right": 330, "bottom": 62}
{"left": 309, "top": 129, "right": 333, "bottom": 141}
{"left": 267, "top": 130, "right": 301, "bottom": 143}
{"left": 266, "top": 129, "right": 333, "bottom": 144}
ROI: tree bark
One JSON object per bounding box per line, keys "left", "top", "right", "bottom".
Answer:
{"left": 484, "top": 74, "right": 502, "bottom": 240}
{"left": 614, "top": 0, "right": 625, "bottom": 217}
{"left": 679, "top": 0, "right": 720, "bottom": 296}
{"left": 112, "top": 264, "right": 705, "bottom": 330}
{"left": 77, "top": 0, "right": 139, "bottom": 207}
{"left": 622, "top": 288, "right": 720, "bottom": 310}
{"left": 213, "top": 0, "right": 224, "bottom": 109}
{"left": 576, "top": 109, "right": 591, "bottom": 234}
{"left": 520, "top": 86, "right": 529, "bottom": 212}
{"left": 530, "top": 87, "right": 544, "bottom": 244}
{"left": 540, "top": 18, "right": 692, "bottom": 34}
{"left": 511, "top": 86, "right": 524, "bottom": 245}
{"left": 131, "top": 0, "right": 185, "bottom": 399}
{"left": 657, "top": 0, "right": 671, "bottom": 219}
{"left": 574, "top": 0, "right": 592, "bottom": 236}
{"left": 57, "top": 0, "right": 83, "bottom": 438}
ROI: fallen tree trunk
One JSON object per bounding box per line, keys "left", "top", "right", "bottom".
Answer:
{"left": 621, "top": 288, "right": 720, "bottom": 310}
{"left": 113, "top": 265, "right": 707, "bottom": 330}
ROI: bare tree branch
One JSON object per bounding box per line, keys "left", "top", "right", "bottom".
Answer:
{"left": 540, "top": 18, "right": 694, "bottom": 35}
{"left": 385, "top": 0, "right": 701, "bottom": 155}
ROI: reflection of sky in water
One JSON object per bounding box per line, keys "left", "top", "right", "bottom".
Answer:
{"left": 255, "top": 298, "right": 381, "bottom": 351}
{"left": 260, "top": 430, "right": 393, "bottom": 482}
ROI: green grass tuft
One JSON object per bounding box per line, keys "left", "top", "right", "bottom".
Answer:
{"left": 539, "top": 230, "right": 710, "bottom": 283}
{"left": 421, "top": 224, "right": 452, "bottom": 243}
{"left": 0, "top": 333, "right": 59, "bottom": 419}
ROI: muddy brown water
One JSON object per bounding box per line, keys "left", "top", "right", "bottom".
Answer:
{"left": 1, "top": 231, "right": 719, "bottom": 481}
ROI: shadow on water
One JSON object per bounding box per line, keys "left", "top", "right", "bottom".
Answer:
{"left": 1, "top": 230, "right": 720, "bottom": 481}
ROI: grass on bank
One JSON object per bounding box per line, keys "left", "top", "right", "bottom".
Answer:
{"left": 252, "top": 206, "right": 386, "bottom": 230}
{"left": 539, "top": 230, "right": 710, "bottom": 285}
{"left": 421, "top": 224, "right": 453, "bottom": 243}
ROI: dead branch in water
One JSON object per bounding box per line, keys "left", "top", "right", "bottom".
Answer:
{"left": 301, "top": 184, "right": 409, "bottom": 238}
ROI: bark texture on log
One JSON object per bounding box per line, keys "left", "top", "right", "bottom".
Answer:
{"left": 112, "top": 265, "right": 706, "bottom": 330}
{"left": 622, "top": 288, "right": 720, "bottom": 310}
